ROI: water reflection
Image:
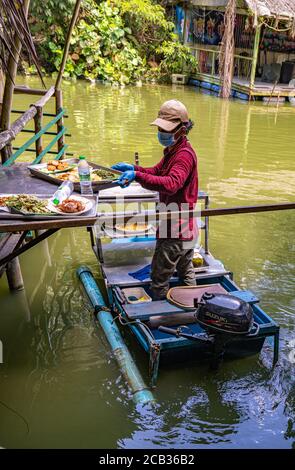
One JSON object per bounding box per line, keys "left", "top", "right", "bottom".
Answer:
{"left": 0, "top": 79, "right": 294, "bottom": 448}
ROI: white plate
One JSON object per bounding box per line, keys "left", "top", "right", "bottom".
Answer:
{"left": 47, "top": 195, "right": 93, "bottom": 216}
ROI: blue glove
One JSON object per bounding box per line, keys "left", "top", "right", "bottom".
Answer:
{"left": 118, "top": 170, "right": 135, "bottom": 188}
{"left": 112, "top": 162, "right": 134, "bottom": 172}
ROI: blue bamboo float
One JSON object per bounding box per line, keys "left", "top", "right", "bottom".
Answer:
{"left": 77, "top": 266, "right": 155, "bottom": 405}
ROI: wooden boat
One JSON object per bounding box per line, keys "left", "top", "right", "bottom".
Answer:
{"left": 85, "top": 185, "right": 279, "bottom": 386}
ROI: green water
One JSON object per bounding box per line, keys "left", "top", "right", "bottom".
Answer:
{"left": 0, "top": 78, "right": 294, "bottom": 448}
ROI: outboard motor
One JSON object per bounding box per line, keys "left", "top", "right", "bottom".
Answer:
{"left": 195, "top": 292, "right": 254, "bottom": 335}
{"left": 195, "top": 292, "right": 258, "bottom": 368}
{"left": 158, "top": 292, "right": 259, "bottom": 370}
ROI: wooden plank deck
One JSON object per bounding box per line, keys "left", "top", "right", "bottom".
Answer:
{"left": 192, "top": 72, "right": 295, "bottom": 98}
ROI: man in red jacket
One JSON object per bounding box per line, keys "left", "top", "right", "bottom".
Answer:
{"left": 112, "top": 100, "right": 198, "bottom": 300}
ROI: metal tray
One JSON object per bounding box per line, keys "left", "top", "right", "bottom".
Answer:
{"left": 0, "top": 194, "right": 97, "bottom": 220}
{"left": 28, "top": 158, "right": 121, "bottom": 193}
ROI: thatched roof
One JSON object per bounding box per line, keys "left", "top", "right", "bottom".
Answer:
{"left": 245, "top": 1, "right": 295, "bottom": 20}
{"left": 190, "top": 0, "right": 295, "bottom": 19}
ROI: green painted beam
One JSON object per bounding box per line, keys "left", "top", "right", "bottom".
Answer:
{"left": 12, "top": 147, "right": 73, "bottom": 156}
{"left": 31, "top": 127, "right": 68, "bottom": 164}
{"left": 54, "top": 144, "right": 69, "bottom": 160}
{"left": 2, "top": 110, "right": 65, "bottom": 167}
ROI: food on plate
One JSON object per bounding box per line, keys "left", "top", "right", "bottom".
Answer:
{"left": 6, "top": 194, "right": 49, "bottom": 214}
{"left": 0, "top": 196, "right": 12, "bottom": 207}
{"left": 92, "top": 169, "right": 117, "bottom": 180}
{"left": 55, "top": 170, "right": 79, "bottom": 182}
{"left": 116, "top": 222, "right": 149, "bottom": 232}
{"left": 58, "top": 198, "right": 85, "bottom": 213}
{"left": 46, "top": 160, "right": 70, "bottom": 172}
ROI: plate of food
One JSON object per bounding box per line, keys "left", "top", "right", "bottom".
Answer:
{"left": 47, "top": 195, "right": 93, "bottom": 216}
{"left": 28, "top": 159, "right": 121, "bottom": 192}
{"left": 3, "top": 194, "right": 52, "bottom": 215}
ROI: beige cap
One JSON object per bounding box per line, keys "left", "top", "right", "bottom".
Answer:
{"left": 151, "top": 100, "right": 189, "bottom": 132}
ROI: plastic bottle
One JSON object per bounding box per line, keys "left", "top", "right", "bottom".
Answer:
{"left": 78, "top": 155, "right": 93, "bottom": 195}
{"left": 52, "top": 181, "right": 73, "bottom": 206}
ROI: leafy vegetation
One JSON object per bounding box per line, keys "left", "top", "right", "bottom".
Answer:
{"left": 29, "top": 0, "right": 197, "bottom": 85}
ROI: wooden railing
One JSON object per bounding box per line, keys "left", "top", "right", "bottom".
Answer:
{"left": 0, "top": 86, "right": 70, "bottom": 166}
{"left": 189, "top": 45, "right": 253, "bottom": 79}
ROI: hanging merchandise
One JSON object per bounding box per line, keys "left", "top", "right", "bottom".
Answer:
{"left": 190, "top": 8, "right": 225, "bottom": 46}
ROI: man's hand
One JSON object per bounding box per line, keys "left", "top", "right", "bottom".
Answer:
{"left": 112, "top": 162, "right": 134, "bottom": 172}
{"left": 117, "top": 170, "right": 135, "bottom": 187}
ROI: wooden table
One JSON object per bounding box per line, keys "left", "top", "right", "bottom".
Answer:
{"left": 0, "top": 163, "right": 100, "bottom": 272}
{"left": 0, "top": 163, "right": 97, "bottom": 232}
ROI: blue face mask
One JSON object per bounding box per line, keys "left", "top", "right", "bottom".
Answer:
{"left": 158, "top": 131, "right": 175, "bottom": 147}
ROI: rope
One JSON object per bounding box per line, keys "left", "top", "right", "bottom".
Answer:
{"left": 93, "top": 304, "right": 112, "bottom": 315}
{"left": 261, "top": 21, "right": 294, "bottom": 33}
{"left": 0, "top": 400, "right": 29, "bottom": 435}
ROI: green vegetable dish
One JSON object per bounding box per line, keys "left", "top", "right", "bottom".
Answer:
{"left": 6, "top": 195, "right": 49, "bottom": 214}
{"left": 92, "top": 169, "right": 117, "bottom": 180}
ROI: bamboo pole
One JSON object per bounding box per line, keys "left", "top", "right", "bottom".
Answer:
{"left": 249, "top": 23, "right": 262, "bottom": 91}
{"left": 0, "top": 202, "right": 294, "bottom": 233}
{"left": 55, "top": 0, "right": 82, "bottom": 90}
{"left": 0, "top": 86, "right": 55, "bottom": 151}
{"left": 14, "top": 86, "right": 49, "bottom": 96}
{"left": 0, "top": 69, "right": 4, "bottom": 116}
{"left": 0, "top": 0, "right": 30, "bottom": 163}
{"left": 96, "top": 202, "right": 295, "bottom": 226}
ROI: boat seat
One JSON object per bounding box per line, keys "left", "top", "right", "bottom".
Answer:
{"left": 122, "top": 300, "right": 191, "bottom": 321}
{"left": 121, "top": 289, "right": 259, "bottom": 321}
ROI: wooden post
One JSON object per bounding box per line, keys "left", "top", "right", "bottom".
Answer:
{"left": 250, "top": 23, "right": 261, "bottom": 90}
{"left": 55, "top": 0, "right": 82, "bottom": 90}
{"left": 34, "top": 106, "right": 43, "bottom": 158}
{"left": 6, "top": 258, "right": 24, "bottom": 291}
{"left": 55, "top": 89, "right": 65, "bottom": 157}
{"left": 0, "top": 0, "right": 30, "bottom": 163}
{"left": 182, "top": 6, "right": 188, "bottom": 45}
{"left": 211, "top": 51, "right": 216, "bottom": 75}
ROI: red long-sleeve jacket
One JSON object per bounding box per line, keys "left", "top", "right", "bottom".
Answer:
{"left": 134, "top": 136, "right": 198, "bottom": 240}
